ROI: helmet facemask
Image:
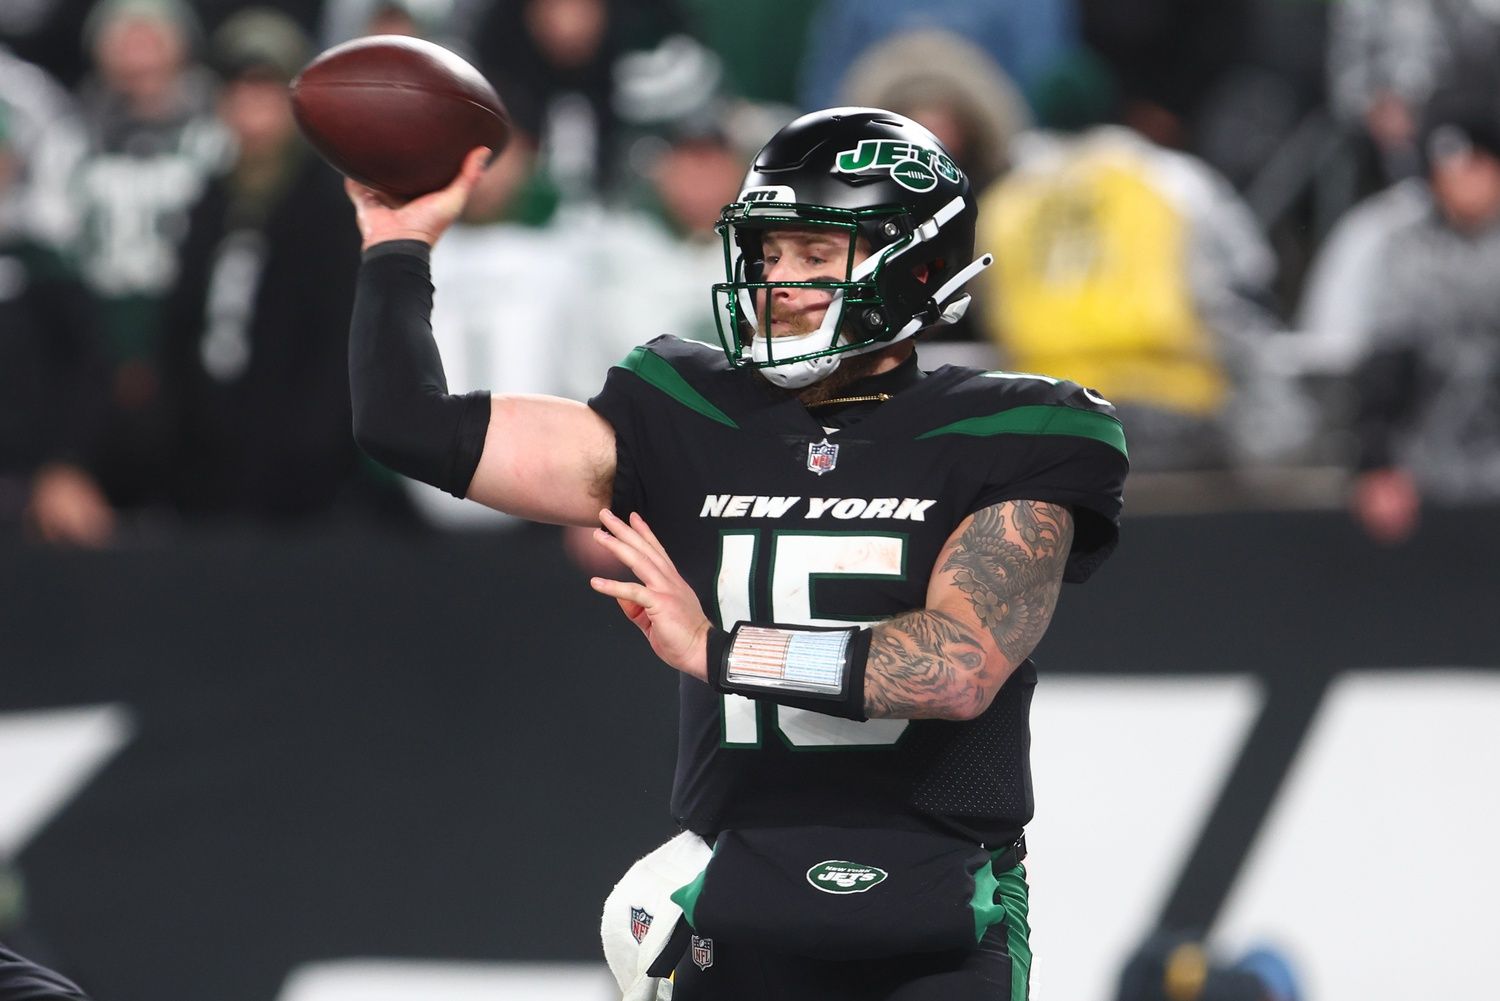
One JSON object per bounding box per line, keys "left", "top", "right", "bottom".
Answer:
{"left": 712, "top": 198, "right": 989, "bottom": 389}
{"left": 713, "top": 203, "right": 888, "bottom": 388}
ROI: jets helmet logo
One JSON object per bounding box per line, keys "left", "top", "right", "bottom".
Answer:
{"left": 832, "top": 139, "right": 964, "bottom": 189}
{"left": 889, "top": 158, "right": 937, "bottom": 192}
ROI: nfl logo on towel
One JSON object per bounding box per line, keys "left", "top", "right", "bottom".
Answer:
{"left": 630, "top": 906, "right": 652, "bottom": 944}
{"left": 807, "top": 438, "right": 839, "bottom": 475}
{"left": 691, "top": 935, "right": 714, "bottom": 970}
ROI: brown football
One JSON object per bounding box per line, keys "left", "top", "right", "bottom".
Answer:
{"left": 290, "top": 35, "right": 510, "bottom": 199}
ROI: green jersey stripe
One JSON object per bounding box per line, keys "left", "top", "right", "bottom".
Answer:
{"left": 916, "top": 405, "right": 1127, "bottom": 457}
{"left": 620, "top": 347, "right": 739, "bottom": 428}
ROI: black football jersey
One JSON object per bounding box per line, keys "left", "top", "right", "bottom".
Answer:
{"left": 588, "top": 336, "right": 1127, "bottom": 846}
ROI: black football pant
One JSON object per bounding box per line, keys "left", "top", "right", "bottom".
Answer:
{"left": 670, "top": 922, "right": 1023, "bottom": 1000}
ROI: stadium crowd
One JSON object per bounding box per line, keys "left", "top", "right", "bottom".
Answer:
{"left": 3, "top": 0, "right": 1499, "bottom": 551}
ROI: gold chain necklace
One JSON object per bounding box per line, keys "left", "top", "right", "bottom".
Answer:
{"left": 804, "top": 392, "right": 893, "bottom": 410}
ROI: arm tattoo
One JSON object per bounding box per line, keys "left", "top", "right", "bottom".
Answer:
{"left": 864, "top": 501, "right": 1073, "bottom": 720}
{"left": 943, "top": 501, "right": 1072, "bottom": 663}
{"left": 865, "top": 609, "right": 990, "bottom": 719}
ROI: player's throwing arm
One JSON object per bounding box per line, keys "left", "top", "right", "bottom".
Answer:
{"left": 341, "top": 148, "right": 616, "bottom": 526}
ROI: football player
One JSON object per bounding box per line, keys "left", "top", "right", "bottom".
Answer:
{"left": 345, "top": 108, "right": 1127, "bottom": 1000}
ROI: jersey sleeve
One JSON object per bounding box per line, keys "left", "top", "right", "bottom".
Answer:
{"left": 586, "top": 353, "right": 650, "bottom": 521}
{"left": 935, "top": 375, "right": 1128, "bottom": 583}
{"left": 585, "top": 335, "right": 737, "bottom": 521}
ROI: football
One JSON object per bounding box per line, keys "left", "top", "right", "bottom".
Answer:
{"left": 289, "top": 35, "right": 510, "bottom": 199}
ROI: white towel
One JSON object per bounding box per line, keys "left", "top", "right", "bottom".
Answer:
{"left": 600, "top": 830, "right": 712, "bottom": 1001}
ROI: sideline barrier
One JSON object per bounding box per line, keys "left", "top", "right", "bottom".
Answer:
{"left": 3, "top": 508, "right": 1496, "bottom": 1001}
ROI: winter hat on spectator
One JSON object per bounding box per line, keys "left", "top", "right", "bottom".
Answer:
{"left": 83, "top": 0, "right": 202, "bottom": 54}
{"left": 838, "top": 29, "right": 1029, "bottom": 189}
{"left": 208, "top": 7, "right": 311, "bottom": 84}
{"left": 1421, "top": 85, "right": 1500, "bottom": 168}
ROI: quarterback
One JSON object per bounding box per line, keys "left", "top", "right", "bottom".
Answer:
{"left": 345, "top": 108, "right": 1127, "bottom": 1000}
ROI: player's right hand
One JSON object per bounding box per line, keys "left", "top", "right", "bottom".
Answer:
{"left": 345, "top": 145, "right": 490, "bottom": 251}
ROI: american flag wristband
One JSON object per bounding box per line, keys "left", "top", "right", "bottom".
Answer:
{"left": 707, "top": 622, "right": 872, "bottom": 721}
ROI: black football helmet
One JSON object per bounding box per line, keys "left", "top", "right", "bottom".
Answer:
{"left": 712, "top": 107, "right": 992, "bottom": 387}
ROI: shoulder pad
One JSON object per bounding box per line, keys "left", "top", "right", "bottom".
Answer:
{"left": 914, "top": 368, "right": 1126, "bottom": 458}
{"left": 626, "top": 334, "right": 731, "bottom": 371}
{"left": 967, "top": 369, "right": 1116, "bottom": 413}
{"left": 610, "top": 335, "right": 740, "bottom": 429}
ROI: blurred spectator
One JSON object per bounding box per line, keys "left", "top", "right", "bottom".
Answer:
{"left": 1327, "top": 0, "right": 1500, "bottom": 188}
{"left": 0, "top": 0, "right": 95, "bottom": 87}
{"left": 1190, "top": 0, "right": 1329, "bottom": 192}
{"left": 837, "top": 29, "right": 1028, "bottom": 198}
{"left": 0, "top": 45, "right": 87, "bottom": 248}
{"left": 575, "top": 83, "right": 757, "bottom": 386}
{"left": 471, "top": 0, "right": 682, "bottom": 202}
{"left": 1291, "top": 177, "right": 1428, "bottom": 379}
{"left": 836, "top": 28, "right": 1030, "bottom": 344}
{"left": 0, "top": 97, "right": 114, "bottom": 545}
{"left": 672, "top": 0, "right": 818, "bottom": 106}
{"left": 1347, "top": 86, "right": 1500, "bottom": 543}
{"left": 72, "top": 0, "right": 230, "bottom": 509}
{"left": 975, "top": 109, "right": 1300, "bottom": 473}
{"left": 1077, "top": 0, "right": 1255, "bottom": 152}
{"left": 796, "top": 0, "right": 1081, "bottom": 121}
{"left": 319, "top": 0, "right": 460, "bottom": 49}
{"left": 156, "top": 8, "right": 405, "bottom": 525}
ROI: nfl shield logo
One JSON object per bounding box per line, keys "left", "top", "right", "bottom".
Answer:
{"left": 691, "top": 935, "right": 714, "bottom": 970}
{"left": 807, "top": 438, "right": 839, "bottom": 475}
{"left": 630, "top": 906, "right": 652, "bottom": 944}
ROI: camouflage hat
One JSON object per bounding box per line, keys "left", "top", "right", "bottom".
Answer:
{"left": 209, "top": 7, "right": 311, "bottom": 83}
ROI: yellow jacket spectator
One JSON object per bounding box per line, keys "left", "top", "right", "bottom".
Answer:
{"left": 978, "top": 124, "right": 1279, "bottom": 471}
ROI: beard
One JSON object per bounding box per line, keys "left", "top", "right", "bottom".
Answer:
{"left": 750, "top": 341, "right": 913, "bottom": 406}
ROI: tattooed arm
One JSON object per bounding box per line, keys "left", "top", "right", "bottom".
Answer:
{"left": 589, "top": 500, "right": 1074, "bottom": 718}
{"left": 863, "top": 500, "right": 1074, "bottom": 720}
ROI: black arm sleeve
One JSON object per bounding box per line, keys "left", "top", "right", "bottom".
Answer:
{"left": 348, "top": 240, "right": 492, "bottom": 497}
{"left": 0, "top": 944, "right": 90, "bottom": 1001}
{"left": 1352, "top": 345, "right": 1419, "bottom": 471}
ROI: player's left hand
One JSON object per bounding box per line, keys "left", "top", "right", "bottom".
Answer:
{"left": 588, "top": 510, "right": 711, "bottom": 682}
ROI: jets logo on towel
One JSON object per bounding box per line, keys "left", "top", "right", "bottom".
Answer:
{"left": 630, "top": 905, "right": 652, "bottom": 944}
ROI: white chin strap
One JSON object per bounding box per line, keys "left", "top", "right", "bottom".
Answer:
{"left": 754, "top": 342, "right": 844, "bottom": 389}
{"left": 750, "top": 289, "right": 849, "bottom": 389}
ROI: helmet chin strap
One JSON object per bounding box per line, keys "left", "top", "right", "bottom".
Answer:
{"left": 750, "top": 290, "right": 849, "bottom": 389}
